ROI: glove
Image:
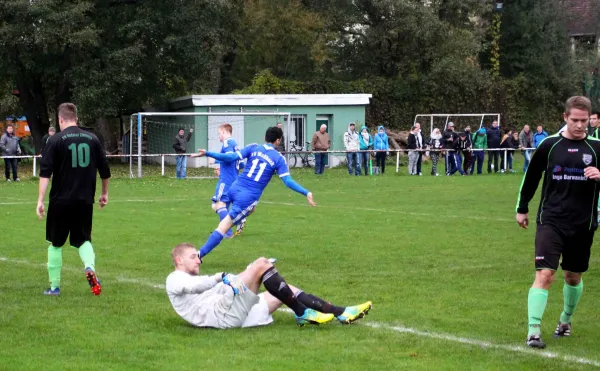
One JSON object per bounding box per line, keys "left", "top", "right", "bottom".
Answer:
{"left": 222, "top": 273, "right": 246, "bottom": 295}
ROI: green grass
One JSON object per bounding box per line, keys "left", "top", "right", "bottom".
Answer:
{"left": 1, "top": 162, "right": 599, "bottom": 370}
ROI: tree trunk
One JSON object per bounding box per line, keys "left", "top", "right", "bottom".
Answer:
{"left": 96, "top": 117, "right": 118, "bottom": 152}
{"left": 16, "top": 75, "right": 49, "bottom": 154}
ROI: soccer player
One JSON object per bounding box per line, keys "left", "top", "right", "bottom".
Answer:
{"left": 190, "top": 123, "right": 243, "bottom": 238}
{"left": 516, "top": 96, "right": 600, "bottom": 349}
{"left": 37, "top": 103, "right": 111, "bottom": 296}
{"left": 195, "top": 126, "right": 315, "bottom": 258}
{"left": 166, "top": 243, "right": 372, "bottom": 328}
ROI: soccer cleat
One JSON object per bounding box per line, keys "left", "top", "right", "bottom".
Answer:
{"left": 43, "top": 287, "right": 60, "bottom": 296}
{"left": 554, "top": 322, "right": 572, "bottom": 338}
{"left": 526, "top": 334, "right": 546, "bottom": 349}
{"left": 295, "top": 309, "right": 334, "bottom": 327}
{"left": 337, "top": 301, "right": 373, "bottom": 324}
{"left": 85, "top": 268, "right": 102, "bottom": 296}
{"left": 235, "top": 219, "right": 246, "bottom": 236}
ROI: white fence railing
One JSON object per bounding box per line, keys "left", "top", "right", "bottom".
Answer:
{"left": 1, "top": 147, "right": 537, "bottom": 178}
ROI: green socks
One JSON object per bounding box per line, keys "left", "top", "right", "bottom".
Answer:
{"left": 528, "top": 288, "right": 548, "bottom": 336}
{"left": 77, "top": 241, "right": 96, "bottom": 271}
{"left": 47, "top": 246, "right": 63, "bottom": 290}
{"left": 560, "top": 281, "right": 583, "bottom": 325}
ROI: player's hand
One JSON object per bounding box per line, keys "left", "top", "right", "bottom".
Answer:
{"left": 189, "top": 128, "right": 194, "bottom": 133}
{"left": 516, "top": 213, "right": 529, "bottom": 229}
{"left": 306, "top": 192, "right": 317, "bottom": 207}
{"left": 214, "top": 168, "right": 220, "bottom": 177}
{"left": 196, "top": 149, "right": 206, "bottom": 157}
{"left": 36, "top": 201, "right": 45, "bottom": 220}
{"left": 584, "top": 166, "right": 600, "bottom": 181}
{"left": 222, "top": 273, "right": 246, "bottom": 295}
{"left": 99, "top": 194, "right": 108, "bottom": 209}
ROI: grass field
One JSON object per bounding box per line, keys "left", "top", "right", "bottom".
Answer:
{"left": 1, "top": 161, "right": 599, "bottom": 370}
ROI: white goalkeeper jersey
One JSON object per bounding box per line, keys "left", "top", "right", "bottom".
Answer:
{"left": 165, "top": 270, "right": 234, "bottom": 328}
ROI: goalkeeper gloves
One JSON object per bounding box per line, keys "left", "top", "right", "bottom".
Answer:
{"left": 222, "top": 273, "right": 246, "bottom": 295}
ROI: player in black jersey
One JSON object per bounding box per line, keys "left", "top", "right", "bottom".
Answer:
{"left": 37, "top": 103, "right": 111, "bottom": 296}
{"left": 516, "top": 96, "right": 600, "bottom": 349}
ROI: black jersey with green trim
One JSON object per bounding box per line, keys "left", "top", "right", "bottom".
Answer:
{"left": 40, "top": 126, "right": 111, "bottom": 204}
{"left": 516, "top": 133, "right": 600, "bottom": 231}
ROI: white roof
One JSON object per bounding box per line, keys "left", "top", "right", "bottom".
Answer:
{"left": 170, "top": 94, "right": 372, "bottom": 107}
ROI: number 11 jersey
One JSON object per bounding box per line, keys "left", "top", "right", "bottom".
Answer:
{"left": 234, "top": 143, "right": 289, "bottom": 197}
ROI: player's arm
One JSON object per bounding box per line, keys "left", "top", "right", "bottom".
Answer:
{"left": 36, "top": 139, "right": 56, "bottom": 219}
{"left": 201, "top": 144, "right": 253, "bottom": 163}
{"left": 95, "top": 140, "right": 111, "bottom": 208}
{"left": 515, "top": 140, "right": 550, "bottom": 226}
{"left": 167, "top": 273, "right": 223, "bottom": 295}
{"left": 277, "top": 159, "right": 316, "bottom": 206}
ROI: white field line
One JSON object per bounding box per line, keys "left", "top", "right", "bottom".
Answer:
{"left": 1, "top": 256, "right": 598, "bottom": 367}
{"left": 0, "top": 198, "right": 514, "bottom": 222}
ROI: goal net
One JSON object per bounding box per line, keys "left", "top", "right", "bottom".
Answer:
{"left": 127, "top": 112, "right": 290, "bottom": 178}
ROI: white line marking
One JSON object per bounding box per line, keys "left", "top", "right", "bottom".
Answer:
{"left": 0, "top": 198, "right": 514, "bottom": 222}
{"left": 1, "top": 256, "right": 598, "bottom": 367}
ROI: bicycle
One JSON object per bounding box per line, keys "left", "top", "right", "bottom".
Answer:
{"left": 288, "top": 141, "right": 315, "bottom": 168}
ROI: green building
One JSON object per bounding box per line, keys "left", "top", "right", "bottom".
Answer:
{"left": 147, "top": 94, "right": 372, "bottom": 168}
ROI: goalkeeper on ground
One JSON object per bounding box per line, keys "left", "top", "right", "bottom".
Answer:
{"left": 166, "top": 243, "right": 372, "bottom": 328}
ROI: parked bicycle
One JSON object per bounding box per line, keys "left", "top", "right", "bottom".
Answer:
{"left": 288, "top": 141, "right": 315, "bottom": 168}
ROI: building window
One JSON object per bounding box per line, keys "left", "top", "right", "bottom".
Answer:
{"left": 284, "top": 114, "right": 306, "bottom": 147}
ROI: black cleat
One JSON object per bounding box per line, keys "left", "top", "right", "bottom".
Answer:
{"left": 526, "top": 334, "right": 546, "bottom": 349}
{"left": 553, "top": 322, "right": 571, "bottom": 338}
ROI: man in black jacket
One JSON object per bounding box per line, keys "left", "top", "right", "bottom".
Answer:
{"left": 173, "top": 127, "right": 194, "bottom": 179}
{"left": 443, "top": 122, "right": 458, "bottom": 175}
{"left": 40, "top": 126, "right": 56, "bottom": 154}
{"left": 487, "top": 120, "right": 501, "bottom": 173}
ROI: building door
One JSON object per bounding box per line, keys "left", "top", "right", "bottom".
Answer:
{"left": 316, "top": 116, "right": 329, "bottom": 166}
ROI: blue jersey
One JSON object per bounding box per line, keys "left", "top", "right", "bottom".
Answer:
{"left": 234, "top": 143, "right": 289, "bottom": 196}
{"left": 217, "top": 137, "right": 240, "bottom": 185}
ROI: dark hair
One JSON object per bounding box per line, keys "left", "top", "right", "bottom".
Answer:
{"left": 178, "top": 127, "right": 184, "bottom": 132}
{"left": 58, "top": 103, "right": 78, "bottom": 122}
{"left": 503, "top": 128, "right": 512, "bottom": 135}
{"left": 265, "top": 126, "right": 283, "bottom": 144}
{"left": 591, "top": 111, "right": 600, "bottom": 118}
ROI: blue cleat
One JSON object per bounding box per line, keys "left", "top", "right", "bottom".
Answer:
{"left": 43, "top": 287, "right": 60, "bottom": 296}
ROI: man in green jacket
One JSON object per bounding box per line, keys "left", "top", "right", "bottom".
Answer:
{"left": 471, "top": 127, "right": 487, "bottom": 175}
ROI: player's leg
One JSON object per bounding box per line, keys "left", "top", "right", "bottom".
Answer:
{"left": 526, "top": 224, "right": 562, "bottom": 348}
{"left": 44, "top": 202, "right": 69, "bottom": 296}
{"left": 292, "top": 285, "right": 372, "bottom": 324}
{"left": 211, "top": 183, "right": 233, "bottom": 238}
{"left": 554, "top": 230, "right": 592, "bottom": 337}
{"left": 70, "top": 203, "right": 101, "bottom": 295}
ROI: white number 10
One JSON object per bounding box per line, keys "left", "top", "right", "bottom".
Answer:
{"left": 247, "top": 158, "right": 267, "bottom": 181}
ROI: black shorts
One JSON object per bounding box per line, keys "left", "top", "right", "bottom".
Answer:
{"left": 534, "top": 224, "right": 594, "bottom": 273}
{"left": 46, "top": 202, "right": 93, "bottom": 248}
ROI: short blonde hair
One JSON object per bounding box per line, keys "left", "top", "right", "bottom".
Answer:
{"left": 171, "top": 243, "right": 196, "bottom": 267}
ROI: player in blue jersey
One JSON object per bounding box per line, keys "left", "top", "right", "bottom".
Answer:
{"left": 191, "top": 123, "right": 245, "bottom": 238}
{"left": 195, "top": 126, "right": 316, "bottom": 258}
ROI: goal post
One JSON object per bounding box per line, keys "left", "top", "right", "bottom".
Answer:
{"left": 413, "top": 113, "right": 501, "bottom": 136}
{"left": 129, "top": 111, "right": 291, "bottom": 178}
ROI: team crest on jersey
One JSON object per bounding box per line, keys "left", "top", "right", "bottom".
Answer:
{"left": 583, "top": 154, "right": 593, "bottom": 165}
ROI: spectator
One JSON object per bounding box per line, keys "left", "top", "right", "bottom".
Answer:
{"left": 519, "top": 125, "right": 533, "bottom": 172}
{"left": 499, "top": 128, "right": 514, "bottom": 173}
{"left": 358, "top": 125, "right": 373, "bottom": 176}
{"left": 311, "top": 124, "right": 330, "bottom": 175}
{"left": 456, "top": 132, "right": 471, "bottom": 175}
{"left": 464, "top": 125, "right": 474, "bottom": 173}
{"left": 172, "top": 127, "right": 194, "bottom": 179}
{"left": 0, "top": 124, "right": 21, "bottom": 181}
{"left": 275, "top": 122, "right": 285, "bottom": 152}
{"left": 588, "top": 111, "right": 599, "bottom": 139}
{"left": 532, "top": 125, "right": 548, "bottom": 148}
{"left": 442, "top": 122, "right": 458, "bottom": 175}
{"left": 414, "top": 122, "right": 424, "bottom": 175}
{"left": 407, "top": 126, "right": 419, "bottom": 175}
{"left": 427, "top": 128, "right": 443, "bottom": 176}
{"left": 343, "top": 122, "right": 361, "bottom": 176}
{"left": 487, "top": 120, "right": 501, "bottom": 173}
{"left": 373, "top": 125, "right": 389, "bottom": 174}
{"left": 509, "top": 131, "right": 520, "bottom": 171}
{"left": 471, "top": 127, "right": 487, "bottom": 175}
{"left": 41, "top": 126, "right": 56, "bottom": 154}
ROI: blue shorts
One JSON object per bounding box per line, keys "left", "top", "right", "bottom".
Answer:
{"left": 227, "top": 185, "right": 259, "bottom": 225}
{"left": 211, "top": 181, "right": 231, "bottom": 204}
